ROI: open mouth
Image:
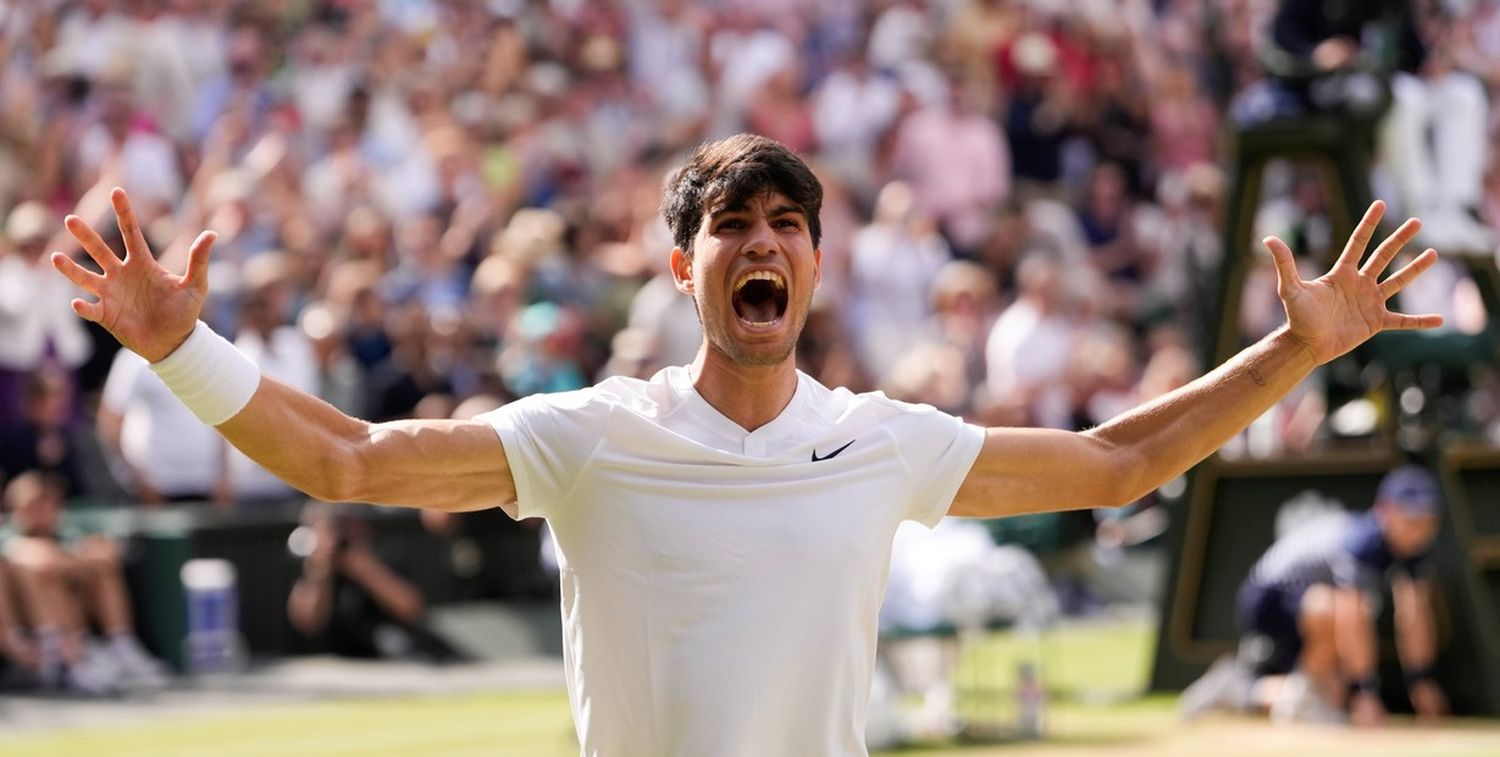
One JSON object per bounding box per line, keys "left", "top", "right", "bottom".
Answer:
{"left": 731, "top": 270, "right": 789, "bottom": 328}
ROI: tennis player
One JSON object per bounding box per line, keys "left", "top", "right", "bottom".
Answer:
{"left": 53, "top": 134, "right": 1440, "bottom": 755}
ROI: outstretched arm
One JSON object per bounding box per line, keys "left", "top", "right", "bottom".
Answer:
{"left": 952, "top": 201, "right": 1440, "bottom": 517}
{"left": 53, "top": 189, "right": 514, "bottom": 512}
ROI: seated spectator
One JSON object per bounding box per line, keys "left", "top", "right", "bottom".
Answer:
{"left": 1181, "top": 466, "right": 1449, "bottom": 726}
{"left": 0, "top": 552, "right": 38, "bottom": 688}
{"left": 1, "top": 471, "right": 167, "bottom": 694}
{"left": 287, "top": 503, "right": 459, "bottom": 661}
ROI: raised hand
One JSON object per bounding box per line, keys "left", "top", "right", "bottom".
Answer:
{"left": 51, "top": 188, "right": 217, "bottom": 363}
{"left": 1265, "top": 200, "right": 1443, "bottom": 366}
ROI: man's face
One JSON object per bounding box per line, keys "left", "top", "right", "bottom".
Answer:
{"left": 1380, "top": 503, "right": 1440, "bottom": 558}
{"left": 671, "top": 191, "right": 820, "bottom": 368}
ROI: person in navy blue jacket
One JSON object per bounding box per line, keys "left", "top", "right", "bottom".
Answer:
{"left": 1183, "top": 466, "right": 1449, "bottom": 726}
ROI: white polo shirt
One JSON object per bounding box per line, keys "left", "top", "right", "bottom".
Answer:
{"left": 481, "top": 366, "right": 984, "bottom": 757}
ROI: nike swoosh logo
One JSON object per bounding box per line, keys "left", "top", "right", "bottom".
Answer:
{"left": 811, "top": 440, "right": 855, "bottom": 462}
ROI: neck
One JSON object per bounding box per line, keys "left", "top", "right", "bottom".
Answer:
{"left": 688, "top": 344, "right": 799, "bottom": 433}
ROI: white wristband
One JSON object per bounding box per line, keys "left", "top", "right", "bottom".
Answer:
{"left": 149, "top": 321, "right": 262, "bottom": 426}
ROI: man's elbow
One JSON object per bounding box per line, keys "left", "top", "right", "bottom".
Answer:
{"left": 307, "top": 441, "right": 371, "bottom": 503}
{"left": 1085, "top": 434, "right": 1147, "bottom": 509}
{"left": 1097, "top": 481, "right": 1143, "bottom": 510}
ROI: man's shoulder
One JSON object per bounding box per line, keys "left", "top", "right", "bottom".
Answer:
{"left": 497, "top": 368, "right": 678, "bottom": 419}
{"left": 815, "top": 378, "right": 960, "bottom": 429}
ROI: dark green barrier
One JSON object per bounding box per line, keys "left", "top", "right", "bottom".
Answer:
{"left": 115, "top": 501, "right": 550, "bottom": 670}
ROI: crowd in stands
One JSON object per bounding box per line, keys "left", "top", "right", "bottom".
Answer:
{"left": 2, "top": 0, "right": 1500, "bottom": 694}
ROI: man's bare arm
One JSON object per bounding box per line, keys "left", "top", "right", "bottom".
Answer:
{"left": 217, "top": 377, "right": 512, "bottom": 510}
{"left": 953, "top": 201, "right": 1440, "bottom": 518}
{"left": 52, "top": 188, "right": 515, "bottom": 513}
{"left": 951, "top": 326, "right": 1315, "bottom": 515}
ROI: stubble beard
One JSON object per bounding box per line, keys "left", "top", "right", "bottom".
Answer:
{"left": 695, "top": 294, "right": 809, "bottom": 369}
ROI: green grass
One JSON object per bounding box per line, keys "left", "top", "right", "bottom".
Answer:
{"left": 961, "top": 615, "right": 1155, "bottom": 700}
{"left": 4, "top": 617, "right": 1497, "bottom": 756}
{"left": 0, "top": 617, "right": 1154, "bottom": 756}
{"left": 0, "top": 690, "right": 578, "bottom": 757}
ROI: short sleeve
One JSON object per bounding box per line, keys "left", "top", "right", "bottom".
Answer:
{"left": 476, "top": 389, "right": 610, "bottom": 521}
{"left": 887, "top": 403, "right": 986, "bottom": 528}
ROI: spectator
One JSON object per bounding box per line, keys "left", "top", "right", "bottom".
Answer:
{"left": 746, "top": 63, "right": 817, "bottom": 155}
{"left": 98, "top": 347, "right": 225, "bottom": 505}
{"left": 1149, "top": 60, "right": 1221, "bottom": 178}
{"left": 0, "top": 369, "right": 90, "bottom": 497}
{"left": 1080, "top": 45, "right": 1151, "bottom": 196}
{"left": 498, "top": 302, "right": 588, "bottom": 398}
{"left": 942, "top": 0, "right": 1019, "bottom": 100}
{"left": 76, "top": 76, "right": 185, "bottom": 210}
{"left": 1261, "top": 0, "right": 1494, "bottom": 252}
{"left": 2, "top": 471, "right": 167, "bottom": 694}
{"left": 926, "top": 260, "right": 1001, "bottom": 393}
{"left": 983, "top": 253, "right": 1075, "bottom": 429}
{"left": 848, "top": 182, "right": 951, "bottom": 384}
{"left": 1076, "top": 162, "right": 1150, "bottom": 318}
{"left": 889, "top": 74, "right": 1011, "bottom": 256}
{"left": 867, "top": 0, "right": 934, "bottom": 73}
{"left": 383, "top": 212, "right": 468, "bottom": 315}
{"left": 1181, "top": 466, "right": 1449, "bottom": 726}
{"left": 364, "top": 302, "right": 454, "bottom": 421}
{"left": 0, "top": 202, "right": 91, "bottom": 434}
{"left": 626, "top": 0, "right": 712, "bottom": 134}
{"left": 225, "top": 252, "right": 320, "bottom": 503}
{"left": 287, "top": 503, "right": 457, "bottom": 661}
{"left": 1001, "top": 31, "right": 1074, "bottom": 196}
{"left": 810, "top": 51, "right": 902, "bottom": 185}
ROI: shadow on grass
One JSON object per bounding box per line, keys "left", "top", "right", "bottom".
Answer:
{"left": 876, "top": 696, "right": 1171, "bottom": 755}
{"left": 879, "top": 729, "right": 1156, "bottom": 753}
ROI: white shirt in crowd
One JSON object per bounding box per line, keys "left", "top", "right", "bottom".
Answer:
{"left": 101, "top": 350, "right": 222, "bottom": 498}
{"left": 880, "top": 519, "right": 999, "bottom": 634}
{"left": 0, "top": 254, "right": 92, "bottom": 371}
{"left": 481, "top": 365, "right": 983, "bottom": 756}
{"left": 849, "top": 221, "right": 950, "bottom": 383}
{"left": 985, "top": 298, "right": 1076, "bottom": 430}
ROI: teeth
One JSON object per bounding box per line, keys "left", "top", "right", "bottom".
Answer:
{"left": 734, "top": 270, "right": 786, "bottom": 292}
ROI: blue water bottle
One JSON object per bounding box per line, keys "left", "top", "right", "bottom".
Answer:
{"left": 181, "top": 559, "right": 243, "bottom": 675}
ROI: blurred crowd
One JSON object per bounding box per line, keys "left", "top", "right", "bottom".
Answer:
{"left": 2, "top": 0, "right": 1500, "bottom": 690}
{"left": 0, "top": 0, "right": 1224, "bottom": 506}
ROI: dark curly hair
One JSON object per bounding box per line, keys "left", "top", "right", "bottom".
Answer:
{"left": 661, "top": 134, "right": 823, "bottom": 259}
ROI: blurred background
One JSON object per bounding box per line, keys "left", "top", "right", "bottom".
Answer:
{"left": 1, "top": 0, "right": 1499, "bottom": 754}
